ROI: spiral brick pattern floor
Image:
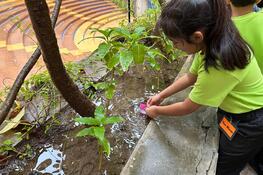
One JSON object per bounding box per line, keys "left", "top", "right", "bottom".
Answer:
{"left": 0, "top": 0, "right": 126, "bottom": 88}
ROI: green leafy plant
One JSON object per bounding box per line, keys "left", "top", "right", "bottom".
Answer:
{"left": 0, "top": 139, "right": 16, "bottom": 154}
{"left": 0, "top": 138, "right": 34, "bottom": 163}
{"left": 120, "top": 0, "right": 184, "bottom": 61}
{"left": 20, "top": 62, "right": 94, "bottom": 101}
{"left": 0, "top": 87, "right": 10, "bottom": 104}
{"left": 0, "top": 134, "right": 32, "bottom": 158}
{"left": 84, "top": 26, "right": 166, "bottom": 100}
{"left": 121, "top": 0, "right": 161, "bottom": 32}
{"left": 83, "top": 81, "right": 116, "bottom": 100}
{"left": 20, "top": 70, "right": 52, "bottom": 101}
{"left": 74, "top": 106, "right": 124, "bottom": 169}
{"left": 18, "top": 144, "right": 34, "bottom": 159}
{"left": 90, "top": 26, "right": 165, "bottom": 72}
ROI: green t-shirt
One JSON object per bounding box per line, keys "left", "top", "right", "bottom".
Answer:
{"left": 189, "top": 53, "right": 263, "bottom": 114}
{"left": 233, "top": 11, "right": 263, "bottom": 73}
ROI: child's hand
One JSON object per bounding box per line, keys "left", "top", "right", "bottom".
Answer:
{"left": 147, "top": 94, "right": 164, "bottom": 107}
{"left": 145, "top": 105, "right": 159, "bottom": 118}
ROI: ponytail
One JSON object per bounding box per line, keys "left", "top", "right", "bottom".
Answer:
{"left": 159, "top": 0, "right": 251, "bottom": 71}
{"left": 205, "top": 0, "right": 250, "bottom": 70}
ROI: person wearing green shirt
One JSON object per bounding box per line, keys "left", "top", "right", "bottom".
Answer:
{"left": 227, "top": 1, "right": 263, "bottom": 173}
{"left": 227, "top": 0, "right": 263, "bottom": 73}
{"left": 146, "top": 0, "right": 263, "bottom": 174}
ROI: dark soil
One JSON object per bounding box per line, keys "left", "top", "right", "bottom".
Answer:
{"left": 1, "top": 58, "right": 184, "bottom": 175}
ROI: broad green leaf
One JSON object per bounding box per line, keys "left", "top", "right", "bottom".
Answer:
{"left": 132, "top": 44, "right": 146, "bottom": 64}
{"left": 111, "top": 41, "right": 124, "bottom": 48}
{"left": 94, "top": 127, "right": 105, "bottom": 142}
{"left": 130, "top": 33, "right": 139, "bottom": 41}
{"left": 115, "top": 66, "right": 124, "bottom": 76}
{"left": 1, "top": 146, "right": 13, "bottom": 152}
{"left": 147, "top": 49, "right": 166, "bottom": 59}
{"left": 120, "top": 50, "right": 133, "bottom": 71}
{"left": 104, "top": 52, "right": 111, "bottom": 63}
{"left": 105, "top": 84, "right": 115, "bottom": 99}
{"left": 103, "top": 116, "right": 124, "bottom": 125}
{"left": 74, "top": 117, "right": 100, "bottom": 126}
{"left": 97, "top": 43, "right": 111, "bottom": 59}
{"left": 76, "top": 127, "right": 95, "bottom": 137}
{"left": 83, "top": 82, "right": 94, "bottom": 90}
{"left": 93, "top": 82, "right": 108, "bottom": 90}
{"left": 146, "top": 56, "right": 160, "bottom": 71}
{"left": 3, "top": 139, "right": 13, "bottom": 146}
{"left": 95, "top": 106, "right": 105, "bottom": 120}
{"left": 107, "top": 53, "right": 119, "bottom": 70}
{"left": 134, "top": 27, "right": 146, "bottom": 35}
{"left": 171, "top": 54, "right": 177, "bottom": 61}
{"left": 100, "top": 138, "right": 110, "bottom": 156}
{"left": 90, "top": 28, "right": 113, "bottom": 39}
{"left": 113, "top": 27, "right": 130, "bottom": 39}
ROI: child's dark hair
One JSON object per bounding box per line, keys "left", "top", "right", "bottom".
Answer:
{"left": 159, "top": 0, "right": 251, "bottom": 71}
{"left": 231, "top": 0, "right": 256, "bottom": 7}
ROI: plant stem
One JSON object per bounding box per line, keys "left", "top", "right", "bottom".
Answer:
{"left": 98, "top": 145, "right": 103, "bottom": 171}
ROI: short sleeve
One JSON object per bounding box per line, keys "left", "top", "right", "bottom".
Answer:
{"left": 189, "top": 69, "right": 240, "bottom": 107}
{"left": 189, "top": 53, "right": 202, "bottom": 75}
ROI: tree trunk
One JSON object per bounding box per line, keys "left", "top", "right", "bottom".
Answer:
{"left": 0, "top": 0, "right": 62, "bottom": 126}
{"left": 158, "top": 0, "right": 165, "bottom": 7}
{"left": 24, "top": 0, "right": 95, "bottom": 117}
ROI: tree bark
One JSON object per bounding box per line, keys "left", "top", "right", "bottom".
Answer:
{"left": 0, "top": 0, "right": 62, "bottom": 126}
{"left": 24, "top": 0, "right": 95, "bottom": 117}
{"left": 158, "top": 0, "right": 165, "bottom": 7}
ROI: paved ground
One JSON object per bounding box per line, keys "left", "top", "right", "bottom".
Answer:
{"left": 0, "top": 0, "right": 126, "bottom": 88}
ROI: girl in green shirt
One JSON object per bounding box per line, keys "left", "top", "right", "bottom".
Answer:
{"left": 227, "top": 0, "right": 263, "bottom": 73}
{"left": 146, "top": 0, "right": 263, "bottom": 174}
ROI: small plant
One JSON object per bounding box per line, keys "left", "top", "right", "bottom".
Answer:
{"left": 78, "top": 25, "right": 167, "bottom": 101}
{"left": 74, "top": 106, "right": 124, "bottom": 169}
{"left": 0, "top": 132, "right": 32, "bottom": 158}
{"left": 20, "top": 70, "right": 52, "bottom": 101}
{"left": 20, "top": 62, "right": 95, "bottom": 101}
{"left": 119, "top": 0, "right": 184, "bottom": 61}
{"left": 18, "top": 144, "right": 34, "bottom": 159}
{"left": 83, "top": 81, "right": 116, "bottom": 100}
{"left": 86, "top": 25, "right": 166, "bottom": 72}
{"left": 0, "top": 87, "right": 11, "bottom": 103}
{"left": 0, "top": 140, "right": 16, "bottom": 154}
{"left": 121, "top": 0, "right": 161, "bottom": 32}
{"left": 0, "top": 135, "right": 32, "bottom": 159}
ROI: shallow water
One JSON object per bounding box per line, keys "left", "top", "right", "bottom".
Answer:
{"left": 32, "top": 144, "right": 65, "bottom": 175}
{"left": 3, "top": 60, "right": 183, "bottom": 175}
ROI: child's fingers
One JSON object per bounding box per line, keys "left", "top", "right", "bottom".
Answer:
{"left": 147, "top": 98, "right": 152, "bottom": 107}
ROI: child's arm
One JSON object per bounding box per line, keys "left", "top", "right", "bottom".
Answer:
{"left": 159, "top": 73, "right": 197, "bottom": 98}
{"left": 147, "top": 73, "right": 197, "bottom": 106}
{"left": 146, "top": 98, "right": 201, "bottom": 118}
